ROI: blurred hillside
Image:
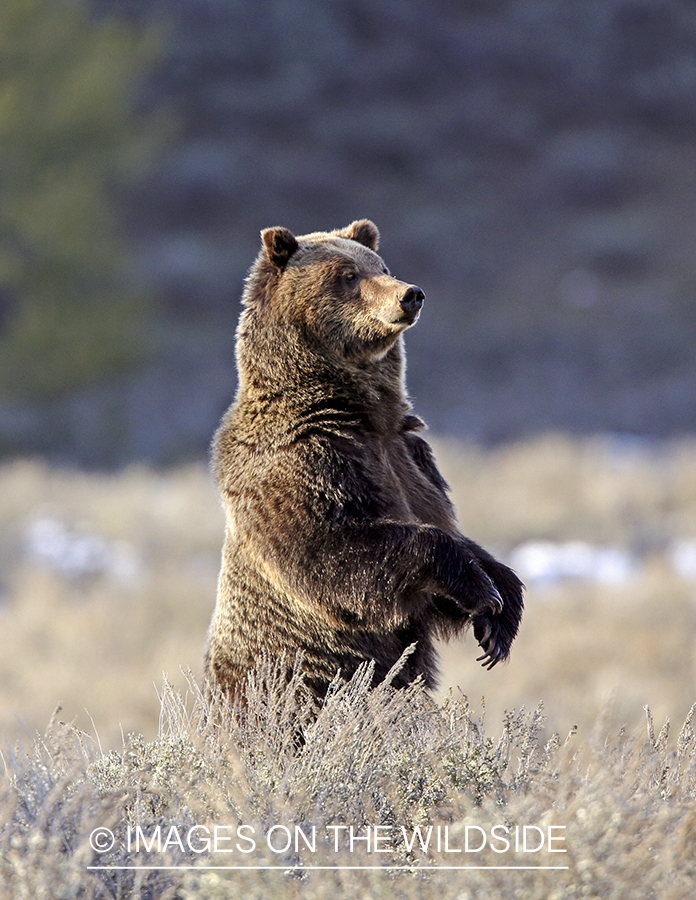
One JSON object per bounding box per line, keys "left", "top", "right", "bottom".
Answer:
{"left": 2, "top": 0, "right": 696, "bottom": 465}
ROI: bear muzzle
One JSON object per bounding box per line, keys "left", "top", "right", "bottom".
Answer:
{"left": 399, "top": 286, "right": 425, "bottom": 324}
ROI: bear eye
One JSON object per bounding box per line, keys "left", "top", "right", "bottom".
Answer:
{"left": 343, "top": 271, "right": 359, "bottom": 283}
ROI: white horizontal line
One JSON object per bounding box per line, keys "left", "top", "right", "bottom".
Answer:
{"left": 88, "top": 865, "right": 570, "bottom": 871}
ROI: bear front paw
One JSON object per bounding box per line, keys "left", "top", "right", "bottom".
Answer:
{"left": 465, "top": 557, "right": 504, "bottom": 615}
{"left": 469, "top": 554, "right": 524, "bottom": 669}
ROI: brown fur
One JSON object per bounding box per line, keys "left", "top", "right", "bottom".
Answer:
{"left": 204, "top": 220, "right": 523, "bottom": 703}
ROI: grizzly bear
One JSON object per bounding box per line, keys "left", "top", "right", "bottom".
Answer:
{"left": 204, "top": 219, "right": 523, "bottom": 703}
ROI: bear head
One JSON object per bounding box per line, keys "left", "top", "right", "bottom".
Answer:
{"left": 240, "top": 219, "right": 424, "bottom": 367}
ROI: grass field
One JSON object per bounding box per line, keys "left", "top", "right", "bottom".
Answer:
{"left": 1, "top": 433, "right": 694, "bottom": 746}
{"left": 1, "top": 434, "right": 695, "bottom": 897}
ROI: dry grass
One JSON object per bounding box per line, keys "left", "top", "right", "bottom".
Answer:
{"left": 1, "top": 662, "right": 696, "bottom": 899}
{"left": 1, "top": 433, "right": 696, "bottom": 896}
{"left": 2, "top": 434, "right": 694, "bottom": 745}
{"left": 0, "top": 460, "right": 223, "bottom": 747}
{"left": 431, "top": 434, "right": 696, "bottom": 738}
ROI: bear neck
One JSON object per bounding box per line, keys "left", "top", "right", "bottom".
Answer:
{"left": 236, "top": 318, "right": 411, "bottom": 438}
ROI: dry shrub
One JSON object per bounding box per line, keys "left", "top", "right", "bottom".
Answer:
{"left": 1, "top": 656, "right": 696, "bottom": 899}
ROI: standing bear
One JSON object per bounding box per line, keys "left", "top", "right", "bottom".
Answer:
{"left": 204, "top": 220, "right": 523, "bottom": 702}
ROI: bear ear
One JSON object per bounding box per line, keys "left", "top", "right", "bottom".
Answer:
{"left": 337, "top": 219, "right": 380, "bottom": 251}
{"left": 261, "top": 227, "right": 299, "bottom": 270}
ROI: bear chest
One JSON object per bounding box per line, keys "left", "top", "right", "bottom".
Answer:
{"left": 367, "top": 437, "right": 455, "bottom": 533}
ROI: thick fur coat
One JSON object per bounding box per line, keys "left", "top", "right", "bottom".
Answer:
{"left": 204, "top": 220, "right": 523, "bottom": 701}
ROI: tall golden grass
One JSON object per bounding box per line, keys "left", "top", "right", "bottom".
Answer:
{"left": 1, "top": 434, "right": 694, "bottom": 746}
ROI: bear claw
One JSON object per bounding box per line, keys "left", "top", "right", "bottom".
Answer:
{"left": 476, "top": 646, "right": 502, "bottom": 669}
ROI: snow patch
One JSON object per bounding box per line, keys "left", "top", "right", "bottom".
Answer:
{"left": 25, "top": 518, "right": 142, "bottom": 586}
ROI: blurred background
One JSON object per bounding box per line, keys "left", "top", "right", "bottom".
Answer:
{"left": 1, "top": 0, "right": 695, "bottom": 748}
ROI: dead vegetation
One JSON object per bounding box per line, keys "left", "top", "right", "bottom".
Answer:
{"left": 1, "top": 434, "right": 694, "bottom": 745}
{"left": 0, "top": 434, "right": 695, "bottom": 896}
{"left": 2, "top": 660, "right": 696, "bottom": 899}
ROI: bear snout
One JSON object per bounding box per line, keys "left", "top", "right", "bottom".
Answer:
{"left": 400, "top": 286, "right": 425, "bottom": 321}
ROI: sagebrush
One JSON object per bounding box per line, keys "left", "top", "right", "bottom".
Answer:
{"left": 2, "top": 654, "right": 696, "bottom": 899}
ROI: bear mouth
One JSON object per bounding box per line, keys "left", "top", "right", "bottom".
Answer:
{"left": 392, "top": 309, "right": 421, "bottom": 327}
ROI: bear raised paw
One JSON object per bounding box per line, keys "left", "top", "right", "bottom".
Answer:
{"left": 204, "top": 220, "right": 523, "bottom": 702}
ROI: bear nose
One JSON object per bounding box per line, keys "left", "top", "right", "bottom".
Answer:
{"left": 400, "top": 286, "right": 425, "bottom": 315}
